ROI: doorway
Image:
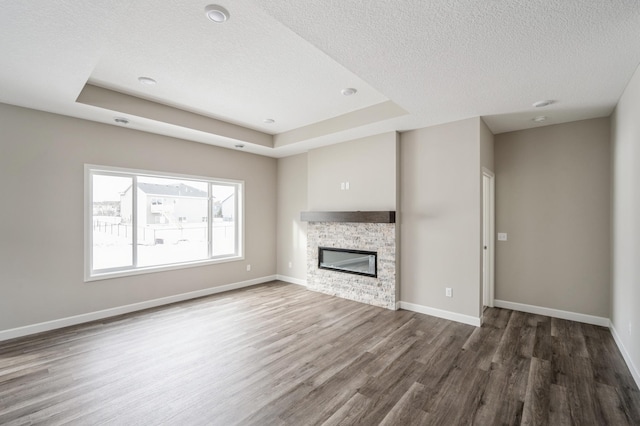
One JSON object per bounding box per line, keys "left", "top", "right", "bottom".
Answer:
{"left": 482, "top": 169, "right": 495, "bottom": 308}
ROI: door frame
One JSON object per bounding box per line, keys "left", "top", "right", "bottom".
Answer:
{"left": 482, "top": 169, "right": 495, "bottom": 308}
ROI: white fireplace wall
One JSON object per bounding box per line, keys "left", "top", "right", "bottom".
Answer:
{"left": 308, "top": 132, "right": 398, "bottom": 211}
{"left": 304, "top": 131, "right": 399, "bottom": 309}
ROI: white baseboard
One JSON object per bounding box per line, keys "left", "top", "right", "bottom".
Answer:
{"left": 493, "top": 299, "right": 610, "bottom": 327}
{"left": 610, "top": 322, "right": 640, "bottom": 389}
{"left": 275, "top": 275, "right": 308, "bottom": 287}
{"left": 399, "top": 301, "right": 481, "bottom": 327}
{"left": 0, "top": 275, "right": 277, "bottom": 342}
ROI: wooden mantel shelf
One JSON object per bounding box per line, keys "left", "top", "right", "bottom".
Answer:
{"left": 300, "top": 211, "right": 395, "bottom": 224}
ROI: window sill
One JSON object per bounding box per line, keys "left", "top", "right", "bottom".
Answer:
{"left": 85, "top": 255, "right": 244, "bottom": 282}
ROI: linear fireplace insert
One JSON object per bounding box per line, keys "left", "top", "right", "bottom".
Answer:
{"left": 318, "top": 247, "right": 377, "bottom": 278}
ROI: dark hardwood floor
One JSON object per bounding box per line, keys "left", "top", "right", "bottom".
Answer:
{"left": 1, "top": 281, "right": 638, "bottom": 425}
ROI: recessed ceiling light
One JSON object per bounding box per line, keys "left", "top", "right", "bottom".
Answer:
{"left": 235, "top": 144, "right": 245, "bottom": 149}
{"left": 532, "top": 115, "right": 547, "bottom": 123}
{"left": 263, "top": 118, "right": 275, "bottom": 124}
{"left": 114, "top": 117, "right": 129, "bottom": 125}
{"left": 341, "top": 88, "right": 357, "bottom": 96}
{"left": 533, "top": 100, "right": 553, "bottom": 108}
{"left": 205, "top": 5, "right": 229, "bottom": 23}
{"left": 138, "top": 76, "right": 157, "bottom": 86}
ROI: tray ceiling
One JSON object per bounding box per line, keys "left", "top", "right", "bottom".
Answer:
{"left": 1, "top": 0, "right": 639, "bottom": 157}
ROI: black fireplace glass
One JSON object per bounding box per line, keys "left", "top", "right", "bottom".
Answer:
{"left": 318, "top": 247, "right": 377, "bottom": 278}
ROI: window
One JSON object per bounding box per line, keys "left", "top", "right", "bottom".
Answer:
{"left": 86, "top": 165, "right": 243, "bottom": 281}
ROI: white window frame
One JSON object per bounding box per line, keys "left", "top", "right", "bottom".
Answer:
{"left": 84, "top": 164, "right": 244, "bottom": 282}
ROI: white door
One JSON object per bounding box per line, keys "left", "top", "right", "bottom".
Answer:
{"left": 482, "top": 171, "right": 495, "bottom": 308}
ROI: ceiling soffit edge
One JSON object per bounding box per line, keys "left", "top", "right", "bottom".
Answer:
{"left": 76, "top": 84, "right": 274, "bottom": 148}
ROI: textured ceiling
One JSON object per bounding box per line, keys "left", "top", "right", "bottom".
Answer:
{"left": 1, "top": 0, "right": 639, "bottom": 157}
{"left": 254, "top": 0, "right": 640, "bottom": 134}
{"left": 89, "top": 0, "right": 388, "bottom": 134}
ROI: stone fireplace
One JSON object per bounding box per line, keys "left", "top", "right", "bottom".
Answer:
{"left": 302, "top": 211, "right": 397, "bottom": 310}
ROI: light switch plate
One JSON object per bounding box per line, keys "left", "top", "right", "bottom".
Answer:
{"left": 498, "top": 233, "right": 508, "bottom": 241}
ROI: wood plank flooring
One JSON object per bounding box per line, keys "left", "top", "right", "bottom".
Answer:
{"left": 1, "top": 281, "right": 638, "bottom": 425}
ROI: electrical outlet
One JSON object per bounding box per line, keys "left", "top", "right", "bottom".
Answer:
{"left": 246, "top": 264, "right": 251, "bottom": 272}
{"left": 288, "top": 261, "right": 292, "bottom": 269}
{"left": 345, "top": 181, "right": 350, "bottom": 190}
{"left": 340, "top": 182, "right": 345, "bottom": 190}
{"left": 497, "top": 233, "right": 508, "bottom": 241}
{"left": 446, "top": 287, "right": 452, "bottom": 298}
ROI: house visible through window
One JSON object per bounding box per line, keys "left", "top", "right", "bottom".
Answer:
{"left": 86, "top": 165, "right": 243, "bottom": 280}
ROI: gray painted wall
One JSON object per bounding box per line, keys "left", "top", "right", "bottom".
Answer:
{"left": 611, "top": 64, "right": 640, "bottom": 381}
{"left": 494, "top": 118, "right": 611, "bottom": 318}
{"left": 480, "top": 119, "right": 494, "bottom": 172}
{"left": 400, "top": 117, "right": 483, "bottom": 319}
{"left": 276, "top": 153, "right": 308, "bottom": 281}
{"left": 308, "top": 132, "right": 397, "bottom": 211}
{"left": 0, "top": 104, "right": 277, "bottom": 331}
